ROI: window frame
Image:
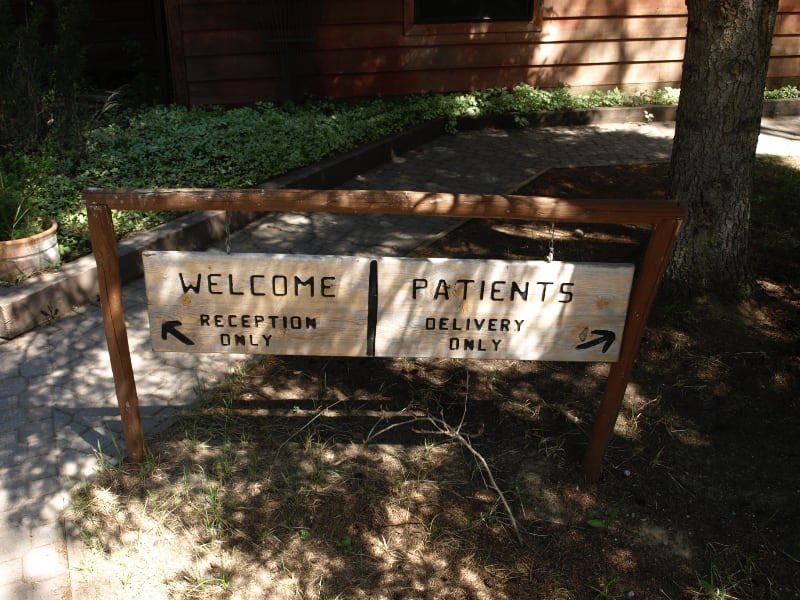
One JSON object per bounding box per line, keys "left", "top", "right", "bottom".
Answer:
{"left": 403, "top": 0, "right": 543, "bottom": 37}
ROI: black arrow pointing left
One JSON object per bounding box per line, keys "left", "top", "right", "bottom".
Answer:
{"left": 575, "top": 329, "right": 616, "bottom": 353}
{"left": 162, "top": 320, "right": 195, "bottom": 346}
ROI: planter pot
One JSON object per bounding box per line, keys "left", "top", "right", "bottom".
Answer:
{"left": 0, "top": 221, "right": 60, "bottom": 282}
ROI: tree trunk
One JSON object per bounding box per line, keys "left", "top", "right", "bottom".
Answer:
{"left": 666, "top": 0, "right": 779, "bottom": 299}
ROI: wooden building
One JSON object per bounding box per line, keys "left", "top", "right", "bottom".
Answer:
{"left": 7, "top": 0, "right": 799, "bottom": 105}
{"left": 162, "top": 0, "right": 800, "bottom": 106}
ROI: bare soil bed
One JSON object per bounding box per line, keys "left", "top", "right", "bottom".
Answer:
{"left": 69, "top": 161, "right": 799, "bottom": 600}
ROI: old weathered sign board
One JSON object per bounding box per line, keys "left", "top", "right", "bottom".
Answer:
{"left": 374, "top": 257, "right": 633, "bottom": 361}
{"left": 144, "top": 252, "right": 634, "bottom": 361}
{"left": 85, "top": 187, "right": 686, "bottom": 481}
{"left": 143, "top": 252, "right": 373, "bottom": 356}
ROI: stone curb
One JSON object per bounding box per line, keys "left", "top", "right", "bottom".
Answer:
{"left": 2, "top": 98, "right": 799, "bottom": 340}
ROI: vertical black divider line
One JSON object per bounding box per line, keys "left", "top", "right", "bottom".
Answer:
{"left": 366, "top": 260, "right": 378, "bottom": 356}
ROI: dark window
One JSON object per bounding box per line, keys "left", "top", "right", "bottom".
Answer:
{"left": 415, "top": 0, "right": 533, "bottom": 23}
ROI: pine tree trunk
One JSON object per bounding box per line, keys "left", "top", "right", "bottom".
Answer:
{"left": 666, "top": 0, "right": 779, "bottom": 299}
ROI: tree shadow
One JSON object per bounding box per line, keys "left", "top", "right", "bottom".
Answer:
{"left": 58, "top": 149, "right": 799, "bottom": 599}
{"left": 759, "top": 121, "right": 800, "bottom": 142}
{"left": 66, "top": 207, "right": 800, "bottom": 598}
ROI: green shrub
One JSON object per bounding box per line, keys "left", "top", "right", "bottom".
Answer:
{"left": 0, "top": 153, "right": 57, "bottom": 240}
{"left": 765, "top": 85, "right": 800, "bottom": 100}
{"left": 650, "top": 87, "right": 681, "bottom": 105}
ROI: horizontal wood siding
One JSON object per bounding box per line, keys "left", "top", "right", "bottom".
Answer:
{"left": 770, "top": 4, "right": 800, "bottom": 87}
{"left": 165, "top": 0, "right": 800, "bottom": 105}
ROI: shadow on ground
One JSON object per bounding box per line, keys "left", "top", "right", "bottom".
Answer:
{"left": 65, "top": 163, "right": 799, "bottom": 600}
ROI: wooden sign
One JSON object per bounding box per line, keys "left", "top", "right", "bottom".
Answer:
{"left": 143, "top": 252, "right": 372, "bottom": 356}
{"left": 375, "top": 258, "right": 634, "bottom": 361}
{"left": 144, "top": 252, "right": 633, "bottom": 362}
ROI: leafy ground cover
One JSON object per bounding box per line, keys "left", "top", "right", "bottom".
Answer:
{"left": 3, "top": 84, "right": 797, "bottom": 265}
{"left": 5, "top": 84, "right": 681, "bottom": 260}
{"left": 67, "top": 157, "right": 799, "bottom": 599}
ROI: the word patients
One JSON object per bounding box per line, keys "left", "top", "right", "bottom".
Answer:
{"left": 375, "top": 258, "right": 633, "bottom": 361}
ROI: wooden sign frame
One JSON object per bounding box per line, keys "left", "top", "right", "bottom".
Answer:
{"left": 85, "top": 187, "right": 686, "bottom": 482}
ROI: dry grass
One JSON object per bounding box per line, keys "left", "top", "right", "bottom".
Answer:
{"left": 66, "top": 158, "right": 800, "bottom": 600}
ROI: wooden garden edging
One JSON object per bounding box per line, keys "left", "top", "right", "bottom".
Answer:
{"left": 85, "top": 187, "right": 686, "bottom": 482}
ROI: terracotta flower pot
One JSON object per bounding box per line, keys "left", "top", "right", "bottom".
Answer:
{"left": 0, "top": 220, "right": 60, "bottom": 282}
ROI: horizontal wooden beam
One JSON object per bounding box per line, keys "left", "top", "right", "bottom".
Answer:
{"left": 84, "top": 188, "right": 686, "bottom": 225}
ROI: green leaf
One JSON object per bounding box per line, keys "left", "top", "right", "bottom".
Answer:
{"left": 587, "top": 519, "right": 605, "bottom": 528}
{"left": 337, "top": 535, "right": 354, "bottom": 554}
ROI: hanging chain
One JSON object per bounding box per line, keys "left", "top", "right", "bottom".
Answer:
{"left": 546, "top": 222, "right": 555, "bottom": 262}
{"left": 225, "top": 211, "right": 232, "bottom": 254}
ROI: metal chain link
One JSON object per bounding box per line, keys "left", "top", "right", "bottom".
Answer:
{"left": 546, "top": 222, "right": 555, "bottom": 262}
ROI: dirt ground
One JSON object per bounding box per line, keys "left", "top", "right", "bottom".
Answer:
{"left": 69, "top": 162, "right": 799, "bottom": 600}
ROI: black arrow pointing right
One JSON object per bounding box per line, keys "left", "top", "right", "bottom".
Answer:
{"left": 161, "top": 320, "right": 195, "bottom": 346}
{"left": 575, "top": 329, "right": 616, "bottom": 353}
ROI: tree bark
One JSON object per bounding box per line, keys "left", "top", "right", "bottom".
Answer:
{"left": 666, "top": 0, "right": 779, "bottom": 299}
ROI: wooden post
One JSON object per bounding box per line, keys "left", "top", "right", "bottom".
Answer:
{"left": 582, "top": 218, "right": 683, "bottom": 482}
{"left": 86, "top": 203, "right": 146, "bottom": 462}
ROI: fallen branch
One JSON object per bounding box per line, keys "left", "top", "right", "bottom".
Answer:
{"left": 364, "top": 372, "right": 524, "bottom": 545}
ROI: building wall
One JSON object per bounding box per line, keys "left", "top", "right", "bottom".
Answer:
{"left": 163, "top": 0, "right": 800, "bottom": 105}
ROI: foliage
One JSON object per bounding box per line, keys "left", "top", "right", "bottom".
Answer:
{"left": 0, "top": 153, "right": 58, "bottom": 240}
{"left": 2, "top": 0, "right": 798, "bottom": 261}
{"left": 4, "top": 81, "right": 799, "bottom": 259}
{"left": 81, "top": 99, "right": 445, "bottom": 189}
{"left": 650, "top": 86, "right": 682, "bottom": 105}
{"left": 79, "top": 83, "right": 698, "bottom": 194}
{"left": 764, "top": 85, "right": 800, "bottom": 99}
{"left": 0, "top": 0, "right": 88, "bottom": 156}
{"left": 586, "top": 507, "right": 620, "bottom": 529}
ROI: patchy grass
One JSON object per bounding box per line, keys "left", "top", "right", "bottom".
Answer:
{"left": 67, "top": 158, "right": 799, "bottom": 599}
